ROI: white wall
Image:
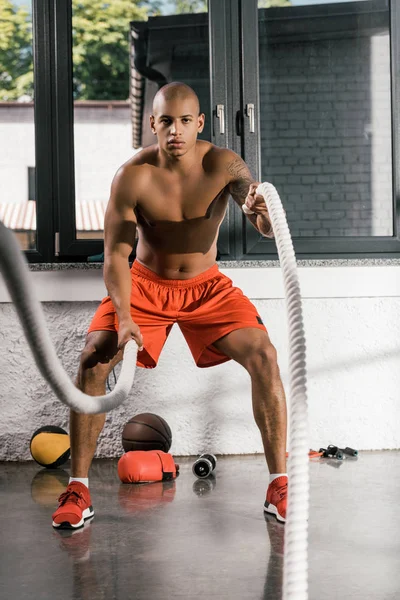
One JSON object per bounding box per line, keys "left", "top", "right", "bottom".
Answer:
{"left": 0, "top": 121, "right": 36, "bottom": 204}
{"left": 73, "top": 119, "right": 137, "bottom": 204}
{"left": 0, "top": 265, "right": 399, "bottom": 461}
{"left": 0, "top": 104, "right": 134, "bottom": 207}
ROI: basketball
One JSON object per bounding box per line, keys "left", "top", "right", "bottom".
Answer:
{"left": 30, "top": 425, "right": 70, "bottom": 469}
{"left": 122, "top": 413, "right": 172, "bottom": 452}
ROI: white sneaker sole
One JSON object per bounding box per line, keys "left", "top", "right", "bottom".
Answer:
{"left": 264, "top": 502, "right": 286, "bottom": 523}
{"left": 52, "top": 506, "right": 94, "bottom": 529}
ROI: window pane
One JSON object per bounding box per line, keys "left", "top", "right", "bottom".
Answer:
{"left": 258, "top": 0, "right": 393, "bottom": 237}
{"left": 72, "top": 0, "right": 210, "bottom": 241}
{"left": 0, "top": 0, "right": 36, "bottom": 250}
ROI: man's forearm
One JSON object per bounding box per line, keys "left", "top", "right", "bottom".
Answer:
{"left": 255, "top": 212, "right": 274, "bottom": 238}
{"left": 104, "top": 255, "right": 132, "bottom": 322}
{"left": 227, "top": 162, "right": 274, "bottom": 238}
{"left": 244, "top": 211, "right": 274, "bottom": 238}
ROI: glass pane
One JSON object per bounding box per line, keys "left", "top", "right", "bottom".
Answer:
{"left": 0, "top": 0, "right": 36, "bottom": 250}
{"left": 258, "top": 0, "right": 393, "bottom": 237}
{"left": 72, "top": 0, "right": 210, "bottom": 241}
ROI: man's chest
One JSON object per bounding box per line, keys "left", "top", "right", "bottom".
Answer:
{"left": 136, "top": 173, "right": 230, "bottom": 225}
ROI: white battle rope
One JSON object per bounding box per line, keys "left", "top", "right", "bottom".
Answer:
{"left": 245, "top": 183, "right": 309, "bottom": 600}
{"left": 0, "top": 220, "right": 138, "bottom": 414}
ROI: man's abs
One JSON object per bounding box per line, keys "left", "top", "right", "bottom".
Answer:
{"left": 135, "top": 211, "right": 224, "bottom": 279}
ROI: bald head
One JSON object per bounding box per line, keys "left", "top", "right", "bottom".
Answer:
{"left": 152, "top": 82, "right": 200, "bottom": 116}
{"left": 150, "top": 82, "right": 205, "bottom": 152}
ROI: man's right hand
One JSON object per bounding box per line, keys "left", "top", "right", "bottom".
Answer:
{"left": 117, "top": 317, "right": 144, "bottom": 352}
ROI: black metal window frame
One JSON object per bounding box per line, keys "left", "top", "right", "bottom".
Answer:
{"left": 28, "top": 167, "right": 36, "bottom": 202}
{"left": 238, "top": 0, "right": 400, "bottom": 259}
{"left": 28, "top": 0, "right": 400, "bottom": 262}
{"left": 26, "top": 0, "right": 54, "bottom": 262}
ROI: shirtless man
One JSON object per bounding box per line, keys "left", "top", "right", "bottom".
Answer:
{"left": 52, "top": 82, "right": 288, "bottom": 528}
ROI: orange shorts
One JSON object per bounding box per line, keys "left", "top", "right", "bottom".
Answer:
{"left": 88, "top": 260, "right": 267, "bottom": 369}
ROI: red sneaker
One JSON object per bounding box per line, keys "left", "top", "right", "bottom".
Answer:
{"left": 264, "top": 476, "right": 288, "bottom": 523}
{"left": 52, "top": 482, "right": 94, "bottom": 529}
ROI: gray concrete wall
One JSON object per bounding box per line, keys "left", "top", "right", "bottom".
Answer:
{"left": 259, "top": 31, "right": 392, "bottom": 237}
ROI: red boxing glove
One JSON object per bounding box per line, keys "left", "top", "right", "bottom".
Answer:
{"left": 118, "top": 450, "right": 179, "bottom": 483}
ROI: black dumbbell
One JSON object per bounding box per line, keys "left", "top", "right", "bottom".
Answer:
{"left": 342, "top": 446, "right": 358, "bottom": 457}
{"left": 320, "top": 446, "right": 344, "bottom": 460}
{"left": 327, "top": 444, "right": 358, "bottom": 458}
{"left": 192, "top": 454, "right": 217, "bottom": 479}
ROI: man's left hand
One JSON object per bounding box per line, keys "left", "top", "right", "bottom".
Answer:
{"left": 242, "top": 182, "right": 268, "bottom": 215}
{"left": 242, "top": 182, "right": 274, "bottom": 238}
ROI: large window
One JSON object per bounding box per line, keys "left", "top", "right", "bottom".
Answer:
{"left": 241, "top": 0, "right": 400, "bottom": 257}
{"left": 2, "top": 0, "right": 399, "bottom": 261}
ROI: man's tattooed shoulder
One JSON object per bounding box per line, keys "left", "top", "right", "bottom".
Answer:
{"left": 226, "top": 157, "right": 251, "bottom": 180}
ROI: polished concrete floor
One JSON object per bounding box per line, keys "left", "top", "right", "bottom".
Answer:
{"left": 0, "top": 452, "right": 399, "bottom": 600}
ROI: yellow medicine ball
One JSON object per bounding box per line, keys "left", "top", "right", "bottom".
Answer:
{"left": 31, "top": 469, "right": 69, "bottom": 506}
{"left": 30, "top": 426, "right": 70, "bottom": 469}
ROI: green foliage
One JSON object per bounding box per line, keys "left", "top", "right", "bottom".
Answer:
{"left": 72, "top": 0, "right": 148, "bottom": 100}
{"left": 0, "top": 0, "right": 33, "bottom": 100}
{"left": 172, "top": 0, "right": 207, "bottom": 13}
{"left": 258, "top": 0, "right": 292, "bottom": 7}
